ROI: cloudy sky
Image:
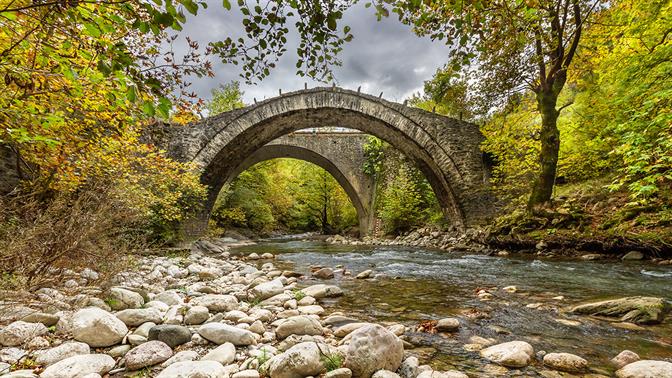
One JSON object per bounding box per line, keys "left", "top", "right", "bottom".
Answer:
{"left": 176, "top": 1, "right": 452, "bottom": 104}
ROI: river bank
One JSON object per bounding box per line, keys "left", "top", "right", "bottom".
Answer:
{"left": 1, "top": 237, "right": 671, "bottom": 377}
{"left": 325, "top": 227, "right": 672, "bottom": 264}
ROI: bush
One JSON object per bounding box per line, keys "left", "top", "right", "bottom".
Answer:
{"left": 0, "top": 184, "right": 141, "bottom": 290}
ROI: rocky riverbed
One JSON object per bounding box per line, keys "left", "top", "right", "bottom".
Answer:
{"left": 0, "top": 237, "right": 671, "bottom": 378}
{"left": 327, "top": 228, "right": 672, "bottom": 263}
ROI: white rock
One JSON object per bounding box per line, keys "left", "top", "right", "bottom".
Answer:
{"left": 144, "top": 301, "right": 170, "bottom": 312}
{"left": 416, "top": 371, "right": 468, "bottom": 378}
{"left": 0, "top": 347, "right": 26, "bottom": 364}
{"left": 275, "top": 315, "right": 323, "bottom": 339}
{"left": 107, "top": 287, "right": 144, "bottom": 310}
{"left": 71, "top": 307, "right": 128, "bottom": 347}
{"left": 115, "top": 308, "right": 163, "bottom": 326}
{"left": 298, "top": 305, "right": 324, "bottom": 315}
{"left": 1, "top": 369, "right": 38, "bottom": 377}
{"left": 345, "top": 324, "right": 404, "bottom": 378}
{"left": 267, "top": 342, "right": 328, "bottom": 378}
{"left": 372, "top": 370, "right": 400, "bottom": 378}
{"left": 0, "top": 321, "right": 48, "bottom": 347}
{"left": 184, "top": 306, "right": 210, "bottom": 325}
{"left": 250, "top": 279, "right": 284, "bottom": 300}
{"left": 34, "top": 342, "right": 90, "bottom": 366}
{"left": 190, "top": 294, "right": 239, "bottom": 312}
{"left": 480, "top": 341, "right": 534, "bottom": 368}
{"left": 611, "top": 350, "right": 640, "bottom": 369}
{"left": 124, "top": 340, "right": 173, "bottom": 370}
{"left": 616, "top": 360, "right": 672, "bottom": 378}
{"left": 300, "top": 284, "right": 343, "bottom": 299}
{"left": 198, "top": 323, "right": 257, "bottom": 345}
{"left": 40, "top": 354, "right": 115, "bottom": 378}
{"left": 108, "top": 344, "right": 131, "bottom": 358}
{"left": 325, "top": 368, "right": 353, "bottom": 378}
{"left": 161, "top": 350, "right": 199, "bottom": 367}
{"left": 334, "top": 323, "right": 371, "bottom": 337}
{"left": 543, "top": 352, "right": 588, "bottom": 373}
{"left": 232, "top": 369, "right": 260, "bottom": 378}
{"left": 201, "top": 342, "right": 236, "bottom": 365}
{"left": 80, "top": 268, "right": 99, "bottom": 281}
{"left": 436, "top": 318, "right": 459, "bottom": 332}
{"left": 224, "top": 310, "right": 248, "bottom": 322}
{"left": 249, "top": 320, "right": 265, "bottom": 335}
{"left": 261, "top": 293, "right": 293, "bottom": 306}
{"left": 154, "top": 291, "right": 184, "bottom": 306}
{"left": 156, "top": 361, "right": 227, "bottom": 378}
{"left": 398, "top": 356, "right": 419, "bottom": 378}
{"left": 356, "top": 270, "right": 372, "bottom": 279}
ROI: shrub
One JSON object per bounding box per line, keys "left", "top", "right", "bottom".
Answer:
{"left": 0, "top": 184, "right": 141, "bottom": 290}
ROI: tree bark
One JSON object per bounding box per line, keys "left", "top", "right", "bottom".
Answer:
{"left": 528, "top": 89, "right": 561, "bottom": 210}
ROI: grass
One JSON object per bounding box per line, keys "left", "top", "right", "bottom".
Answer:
{"left": 321, "top": 353, "right": 344, "bottom": 371}
{"left": 249, "top": 297, "right": 262, "bottom": 307}
{"left": 291, "top": 289, "right": 306, "bottom": 301}
{"left": 256, "top": 348, "right": 272, "bottom": 374}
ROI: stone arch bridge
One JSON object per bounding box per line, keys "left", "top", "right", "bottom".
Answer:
{"left": 148, "top": 87, "right": 492, "bottom": 236}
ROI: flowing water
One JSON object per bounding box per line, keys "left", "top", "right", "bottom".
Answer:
{"left": 233, "top": 238, "right": 672, "bottom": 375}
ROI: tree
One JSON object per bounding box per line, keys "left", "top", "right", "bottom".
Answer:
{"left": 386, "top": 0, "right": 601, "bottom": 210}
{"left": 206, "top": 82, "right": 245, "bottom": 115}
{"left": 408, "top": 66, "right": 475, "bottom": 121}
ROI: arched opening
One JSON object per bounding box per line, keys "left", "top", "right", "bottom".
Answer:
{"left": 211, "top": 153, "right": 362, "bottom": 236}
{"left": 225, "top": 144, "right": 370, "bottom": 235}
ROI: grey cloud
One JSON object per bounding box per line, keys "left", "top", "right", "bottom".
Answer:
{"left": 172, "top": 0, "right": 451, "bottom": 104}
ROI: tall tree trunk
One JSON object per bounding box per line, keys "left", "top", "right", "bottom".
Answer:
{"left": 528, "top": 89, "right": 561, "bottom": 210}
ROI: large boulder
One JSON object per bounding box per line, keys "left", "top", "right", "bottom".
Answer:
{"left": 267, "top": 342, "right": 327, "bottom": 378}
{"left": 0, "top": 321, "right": 48, "bottom": 346}
{"left": 569, "top": 296, "right": 669, "bottom": 324}
{"left": 190, "top": 294, "right": 239, "bottom": 312}
{"left": 250, "top": 279, "right": 284, "bottom": 300}
{"left": 124, "top": 340, "right": 173, "bottom": 370}
{"left": 71, "top": 307, "right": 128, "bottom": 347}
{"left": 107, "top": 287, "right": 144, "bottom": 310}
{"left": 40, "top": 354, "right": 115, "bottom": 378}
{"left": 480, "top": 341, "right": 534, "bottom": 368}
{"left": 543, "top": 352, "right": 588, "bottom": 373}
{"left": 344, "top": 324, "right": 403, "bottom": 378}
{"left": 275, "top": 315, "right": 323, "bottom": 339}
{"left": 34, "top": 342, "right": 90, "bottom": 366}
{"left": 198, "top": 322, "right": 257, "bottom": 345}
{"left": 300, "top": 284, "right": 343, "bottom": 299}
{"left": 616, "top": 360, "right": 672, "bottom": 378}
{"left": 148, "top": 325, "right": 192, "bottom": 348}
{"left": 156, "top": 361, "right": 227, "bottom": 378}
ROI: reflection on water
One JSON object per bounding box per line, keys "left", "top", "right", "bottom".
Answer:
{"left": 235, "top": 240, "right": 672, "bottom": 374}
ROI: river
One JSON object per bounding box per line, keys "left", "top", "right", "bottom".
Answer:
{"left": 232, "top": 238, "right": 672, "bottom": 375}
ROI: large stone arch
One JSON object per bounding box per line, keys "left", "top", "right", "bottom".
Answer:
{"left": 226, "top": 144, "right": 372, "bottom": 235}
{"left": 153, "top": 87, "right": 492, "bottom": 237}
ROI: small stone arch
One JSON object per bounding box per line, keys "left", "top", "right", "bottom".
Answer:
{"left": 224, "top": 144, "right": 371, "bottom": 235}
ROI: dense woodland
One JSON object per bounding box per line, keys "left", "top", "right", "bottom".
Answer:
{"left": 0, "top": 0, "right": 670, "bottom": 286}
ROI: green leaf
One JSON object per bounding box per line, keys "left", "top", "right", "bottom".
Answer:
{"left": 126, "top": 86, "right": 137, "bottom": 102}
{"left": 143, "top": 101, "right": 156, "bottom": 117}
{"left": 180, "top": 0, "right": 199, "bottom": 15}
{"left": 222, "top": 0, "right": 231, "bottom": 10}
